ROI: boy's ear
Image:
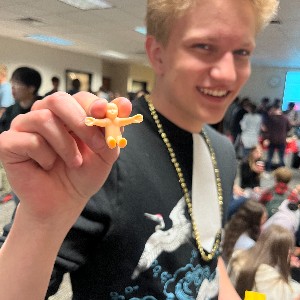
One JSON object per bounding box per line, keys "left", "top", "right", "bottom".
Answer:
{"left": 28, "top": 85, "right": 36, "bottom": 95}
{"left": 145, "top": 35, "right": 165, "bottom": 76}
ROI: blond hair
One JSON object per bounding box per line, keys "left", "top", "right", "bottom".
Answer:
{"left": 273, "top": 167, "right": 293, "bottom": 184}
{"left": 146, "top": 0, "right": 279, "bottom": 45}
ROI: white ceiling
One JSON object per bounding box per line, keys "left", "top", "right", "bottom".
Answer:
{"left": 0, "top": 0, "right": 299, "bottom": 68}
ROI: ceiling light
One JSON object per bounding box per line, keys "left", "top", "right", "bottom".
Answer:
{"left": 134, "top": 26, "right": 147, "bottom": 36}
{"left": 58, "top": 0, "right": 112, "bottom": 10}
{"left": 26, "top": 34, "right": 74, "bottom": 46}
{"left": 99, "top": 50, "right": 128, "bottom": 60}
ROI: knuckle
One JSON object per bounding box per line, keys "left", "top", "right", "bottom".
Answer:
{"left": 10, "top": 109, "right": 56, "bottom": 131}
{"left": 46, "top": 92, "right": 71, "bottom": 107}
{"left": 28, "top": 133, "right": 45, "bottom": 148}
{"left": 34, "top": 109, "right": 54, "bottom": 121}
{"left": 10, "top": 113, "right": 25, "bottom": 128}
{"left": 76, "top": 91, "right": 91, "bottom": 98}
{"left": 0, "top": 131, "right": 11, "bottom": 151}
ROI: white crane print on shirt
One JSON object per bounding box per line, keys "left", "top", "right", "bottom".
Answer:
{"left": 131, "top": 197, "right": 191, "bottom": 280}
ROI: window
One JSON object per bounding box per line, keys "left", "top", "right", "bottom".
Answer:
{"left": 282, "top": 71, "right": 300, "bottom": 111}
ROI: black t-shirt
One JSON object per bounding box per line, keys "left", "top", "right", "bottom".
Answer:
{"left": 0, "top": 102, "right": 32, "bottom": 133}
{"left": 1, "top": 97, "right": 236, "bottom": 299}
{"left": 240, "top": 161, "right": 260, "bottom": 189}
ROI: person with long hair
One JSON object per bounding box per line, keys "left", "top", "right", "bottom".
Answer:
{"left": 222, "top": 199, "right": 267, "bottom": 264}
{"left": 240, "top": 145, "right": 265, "bottom": 190}
{"left": 229, "top": 225, "right": 300, "bottom": 300}
{"left": 240, "top": 102, "right": 262, "bottom": 159}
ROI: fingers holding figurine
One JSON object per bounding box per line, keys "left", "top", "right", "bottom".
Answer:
{"left": 0, "top": 91, "right": 134, "bottom": 222}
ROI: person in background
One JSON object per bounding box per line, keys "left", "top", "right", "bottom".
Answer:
{"left": 67, "top": 78, "right": 81, "bottom": 95}
{"left": 284, "top": 102, "right": 300, "bottom": 137}
{"left": 0, "top": 0, "right": 279, "bottom": 299}
{"left": 257, "top": 97, "right": 270, "bottom": 119}
{"left": 0, "top": 64, "right": 14, "bottom": 118}
{"left": 0, "top": 66, "right": 42, "bottom": 207}
{"left": 97, "top": 85, "right": 109, "bottom": 100}
{"left": 271, "top": 98, "right": 282, "bottom": 109}
{"left": 240, "top": 103, "right": 262, "bottom": 159}
{"left": 262, "top": 199, "right": 300, "bottom": 235}
{"left": 259, "top": 166, "right": 299, "bottom": 218}
{"left": 222, "top": 200, "right": 267, "bottom": 264}
{"left": 44, "top": 76, "right": 60, "bottom": 97}
{"left": 240, "top": 145, "right": 265, "bottom": 197}
{"left": 0, "top": 66, "right": 42, "bottom": 133}
{"left": 222, "top": 96, "right": 240, "bottom": 140}
{"left": 228, "top": 225, "right": 300, "bottom": 300}
{"left": 0, "top": 64, "right": 15, "bottom": 204}
{"left": 262, "top": 103, "right": 291, "bottom": 172}
{"left": 231, "top": 97, "right": 251, "bottom": 157}
{"left": 227, "top": 184, "right": 248, "bottom": 220}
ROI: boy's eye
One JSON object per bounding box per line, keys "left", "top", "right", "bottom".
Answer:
{"left": 194, "top": 44, "right": 210, "bottom": 50}
{"left": 234, "top": 49, "right": 251, "bottom": 56}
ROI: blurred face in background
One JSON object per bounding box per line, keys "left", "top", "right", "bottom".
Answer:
{"left": 252, "top": 145, "right": 263, "bottom": 161}
{"left": 11, "top": 80, "right": 34, "bottom": 103}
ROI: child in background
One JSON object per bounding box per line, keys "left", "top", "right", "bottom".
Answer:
{"left": 262, "top": 199, "right": 300, "bottom": 234}
{"left": 259, "top": 167, "right": 299, "bottom": 218}
{"left": 240, "top": 145, "right": 265, "bottom": 200}
{"left": 228, "top": 224, "right": 300, "bottom": 300}
{"left": 222, "top": 200, "right": 267, "bottom": 264}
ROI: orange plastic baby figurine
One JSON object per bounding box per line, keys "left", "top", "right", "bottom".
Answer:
{"left": 85, "top": 102, "right": 143, "bottom": 149}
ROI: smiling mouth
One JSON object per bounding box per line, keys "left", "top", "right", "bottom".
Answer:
{"left": 198, "top": 87, "right": 230, "bottom": 98}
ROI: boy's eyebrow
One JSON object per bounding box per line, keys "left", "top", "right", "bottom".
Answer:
{"left": 187, "top": 35, "right": 255, "bottom": 48}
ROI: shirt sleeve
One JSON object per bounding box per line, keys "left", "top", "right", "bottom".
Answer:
{"left": 0, "top": 175, "right": 116, "bottom": 298}
{"left": 45, "top": 203, "right": 110, "bottom": 297}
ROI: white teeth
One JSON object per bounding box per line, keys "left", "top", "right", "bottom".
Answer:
{"left": 200, "top": 88, "right": 228, "bottom": 97}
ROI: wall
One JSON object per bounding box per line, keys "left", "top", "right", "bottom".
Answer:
{"left": 239, "top": 65, "right": 300, "bottom": 104}
{"left": 128, "top": 64, "right": 155, "bottom": 93}
{"left": 0, "top": 36, "right": 103, "bottom": 96}
{"left": 102, "top": 61, "right": 130, "bottom": 96}
{"left": 0, "top": 36, "right": 154, "bottom": 99}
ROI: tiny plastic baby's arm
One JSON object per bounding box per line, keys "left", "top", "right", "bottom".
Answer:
{"left": 117, "top": 114, "right": 143, "bottom": 127}
{"left": 85, "top": 117, "right": 110, "bottom": 127}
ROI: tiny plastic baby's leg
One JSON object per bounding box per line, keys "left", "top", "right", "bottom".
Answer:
{"left": 116, "top": 135, "right": 127, "bottom": 148}
{"left": 106, "top": 136, "right": 117, "bottom": 149}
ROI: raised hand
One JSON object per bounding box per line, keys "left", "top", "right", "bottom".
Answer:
{"left": 0, "top": 92, "right": 132, "bottom": 299}
{"left": 0, "top": 91, "right": 132, "bottom": 227}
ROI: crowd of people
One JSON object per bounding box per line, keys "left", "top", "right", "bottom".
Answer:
{"left": 224, "top": 95, "right": 299, "bottom": 167}
{"left": 2, "top": 0, "right": 300, "bottom": 299}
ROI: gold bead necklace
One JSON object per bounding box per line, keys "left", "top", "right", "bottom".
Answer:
{"left": 145, "top": 96, "right": 223, "bottom": 262}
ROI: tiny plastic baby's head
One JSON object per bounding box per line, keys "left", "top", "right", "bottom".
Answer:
{"left": 106, "top": 102, "right": 119, "bottom": 119}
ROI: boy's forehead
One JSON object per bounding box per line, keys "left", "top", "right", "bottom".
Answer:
{"left": 167, "top": 1, "right": 256, "bottom": 41}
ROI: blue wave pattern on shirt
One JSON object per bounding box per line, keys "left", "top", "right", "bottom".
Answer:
{"left": 109, "top": 250, "right": 217, "bottom": 300}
